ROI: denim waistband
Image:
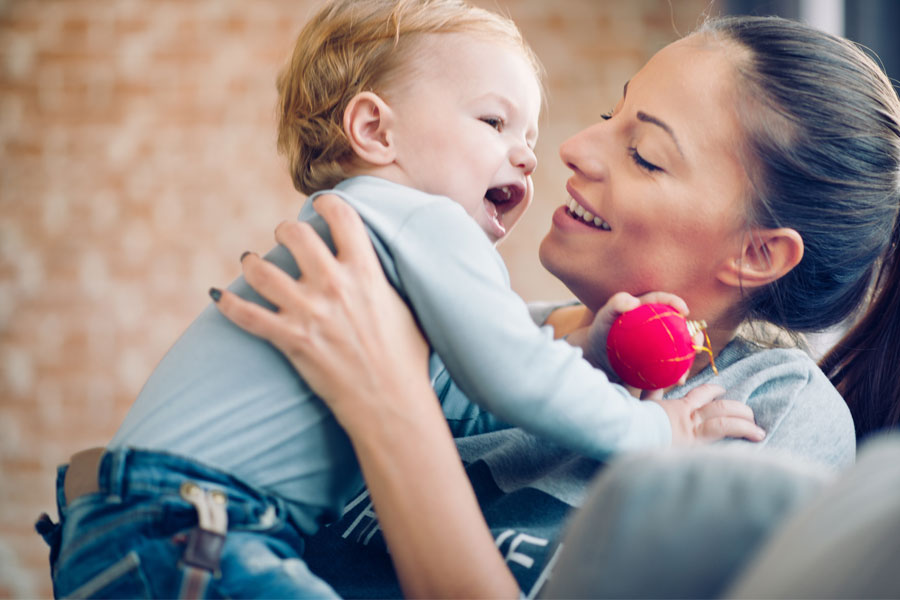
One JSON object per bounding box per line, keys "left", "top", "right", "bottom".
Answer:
{"left": 58, "top": 447, "right": 294, "bottom": 532}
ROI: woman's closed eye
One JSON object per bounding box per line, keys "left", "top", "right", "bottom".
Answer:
{"left": 480, "top": 116, "right": 505, "bottom": 132}
{"left": 628, "top": 146, "right": 662, "bottom": 173}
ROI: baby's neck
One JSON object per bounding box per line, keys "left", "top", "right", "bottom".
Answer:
{"left": 345, "top": 163, "right": 414, "bottom": 190}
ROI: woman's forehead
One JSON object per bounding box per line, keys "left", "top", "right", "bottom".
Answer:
{"left": 628, "top": 37, "right": 743, "bottom": 159}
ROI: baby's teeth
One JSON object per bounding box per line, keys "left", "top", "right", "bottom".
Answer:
{"left": 502, "top": 186, "right": 511, "bottom": 200}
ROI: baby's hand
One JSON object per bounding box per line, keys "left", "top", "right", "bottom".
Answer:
{"left": 652, "top": 384, "right": 766, "bottom": 444}
{"left": 568, "top": 291, "right": 689, "bottom": 374}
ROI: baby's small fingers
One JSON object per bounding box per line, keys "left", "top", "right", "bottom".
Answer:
{"left": 682, "top": 384, "right": 726, "bottom": 410}
{"left": 636, "top": 292, "right": 689, "bottom": 315}
{"left": 696, "top": 398, "right": 755, "bottom": 422}
{"left": 602, "top": 292, "right": 640, "bottom": 321}
{"left": 697, "top": 415, "right": 766, "bottom": 443}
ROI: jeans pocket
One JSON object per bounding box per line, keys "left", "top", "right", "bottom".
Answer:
{"left": 61, "top": 551, "right": 151, "bottom": 599}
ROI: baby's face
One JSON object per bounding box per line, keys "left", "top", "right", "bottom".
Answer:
{"left": 387, "top": 34, "right": 541, "bottom": 245}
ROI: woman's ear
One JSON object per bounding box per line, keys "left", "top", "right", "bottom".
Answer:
{"left": 717, "top": 227, "right": 804, "bottom": 289}
{"left": 343, "top": 91, "right": 396, "bottom": 166}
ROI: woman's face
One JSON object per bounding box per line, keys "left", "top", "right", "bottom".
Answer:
{"left": 539, "top": 36, "right": 751, "bottom": 315}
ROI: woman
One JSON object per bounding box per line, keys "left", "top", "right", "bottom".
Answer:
{"left": 215, "top": 15, "right": 900, "bottom": 598}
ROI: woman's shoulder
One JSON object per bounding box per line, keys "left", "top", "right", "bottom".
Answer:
{"left": 719, "top": 337, "right": 855, "bottom": 467}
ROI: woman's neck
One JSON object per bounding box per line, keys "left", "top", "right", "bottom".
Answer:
{"left": 687, "top": 322, "right": 739, "bottom": 379}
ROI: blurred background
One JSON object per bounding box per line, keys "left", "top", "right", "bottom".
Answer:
{"left": 1, "top": 0, "right": 897, "bottom": 596}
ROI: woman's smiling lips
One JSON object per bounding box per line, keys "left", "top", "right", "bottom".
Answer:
{"left": 564, "top": 196, "right": 611, "bottom": 230}
{"left": 552, "top": 184, "right": 611, "bottom": 232}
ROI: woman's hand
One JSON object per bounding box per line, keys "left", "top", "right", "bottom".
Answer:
{"left": 212, "top": 194, "right": 431, "bottom": 431}
{"left": 212, "top": 194, "right": 519, "bottom": 599}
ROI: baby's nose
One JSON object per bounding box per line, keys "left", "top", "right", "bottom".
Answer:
{"left": 513, "top": 145, "right": 537, "bottom": 175}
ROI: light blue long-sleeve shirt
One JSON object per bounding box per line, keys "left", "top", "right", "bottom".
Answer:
{"left": 110, "top": 176, "right": 669, "bottom": 532}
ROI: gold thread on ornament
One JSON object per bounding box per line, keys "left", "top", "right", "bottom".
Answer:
{"left": 687, "top": 319, "right": 719, "bottom": 375}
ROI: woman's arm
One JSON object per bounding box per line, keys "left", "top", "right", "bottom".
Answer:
{"left": 213, "top": 194, "right": 519, "bottom": 599}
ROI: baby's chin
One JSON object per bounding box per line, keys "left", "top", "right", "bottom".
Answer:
{"left": 477, "top": 212, "right": 508, "bottom": 245}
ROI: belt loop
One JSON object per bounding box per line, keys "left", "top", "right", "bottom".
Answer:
{"left": 178, "top": 481, "right": 229, "bottom": 599}
{"left": 107, "top": 449, "right": 128, "bottom": 500}
{"left": 55, "top": 465, "right": 69, "bottom": 512}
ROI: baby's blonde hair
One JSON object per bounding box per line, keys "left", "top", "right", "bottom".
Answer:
{"left": 277, "top": 0, "right": 542, "bottom": 195}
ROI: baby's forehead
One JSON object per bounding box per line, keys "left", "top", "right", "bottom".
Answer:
{"left": 402, "top": 33, "right": 543, "bottom": 105}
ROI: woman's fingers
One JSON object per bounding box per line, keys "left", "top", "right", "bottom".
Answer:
{"left": 314, "top": 194, "right": 382, "bottom": 271}
{"left": 213, "top": 194, "right": 429, "bottom": 420}
{"left": 274, "top": 219, "right": 336, "bottom": 284}
{"left": 240, "top": 251, "right": 305, "bottom": 310}
{"left": 213, "top": 287, "right": 295, "bottom": 349}
{"left": 272, "top": 195, "right": 383, "bottom": 291}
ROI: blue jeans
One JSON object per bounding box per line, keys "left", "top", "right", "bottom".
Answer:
{"left": 35, "top": 448, "right": 340, "bottom": 598}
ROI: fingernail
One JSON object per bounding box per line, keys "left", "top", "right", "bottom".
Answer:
{"left": 240, "top": 251, "right": 251, "bottom": 262}
{"left": 756, "top": 427, "right": 767, "bottom": 439}
{"left": 209, "top": 287, "right": 222, "bottom": 302}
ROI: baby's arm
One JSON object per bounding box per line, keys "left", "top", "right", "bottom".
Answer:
{"left": 390, "top": 201, "right": 761, "bottom": 455}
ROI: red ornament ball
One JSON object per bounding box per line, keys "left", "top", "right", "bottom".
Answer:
{"left": 606, "top": 303, "right": 696, "bottom": 390}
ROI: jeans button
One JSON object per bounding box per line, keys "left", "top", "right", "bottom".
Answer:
{"left": 179, "top": 481, "right": 200, "bottom": 500}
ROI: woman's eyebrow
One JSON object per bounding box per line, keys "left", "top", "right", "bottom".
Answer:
{"left": 636, "top": 112, "right": 684, "bottom": 158}
{"left": 623, "top": 80, "right": 685, "bottom": 159}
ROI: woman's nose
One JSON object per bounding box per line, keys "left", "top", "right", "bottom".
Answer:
{"left": 512, "top": 144, "right": 538, "bottom": 176}
{"left": 559, "top": 123, "right": 607, "bottom": 180}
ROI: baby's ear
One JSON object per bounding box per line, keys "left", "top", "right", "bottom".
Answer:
{"left": 343, "top": 92, "right": 396, "bottom": 165}
{"left": 717, "top": 227, "right": 804, "bottom": 289}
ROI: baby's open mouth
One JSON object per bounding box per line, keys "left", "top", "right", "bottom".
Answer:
{"left": 481, "top": 184, "right": 525, "bottom": 240}
{"left": 566, "top": 196, "right": 611, "bottom": 230}
{"left": 485, "top": 184, "right": 525, "bottom": 210}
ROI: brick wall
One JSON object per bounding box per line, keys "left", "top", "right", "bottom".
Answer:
{"left": 0, "top": 1, "right": 710, "bottom": 596}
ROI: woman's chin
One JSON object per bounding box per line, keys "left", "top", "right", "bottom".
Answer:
{"left": 539, "top": 234, "right": 609, "bottom": 310}
{"left": 537, "top": 232, "right": 559, "bottom": 273}
{"left": 539, "top": 237, "right": 580, "bottom": 293}
{"left": 538, "top": 227, "right": 575, "bottom": 275}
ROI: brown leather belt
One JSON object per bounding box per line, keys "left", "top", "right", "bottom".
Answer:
{"left": 63, "top": 447, "right": 105, "bottom": 504}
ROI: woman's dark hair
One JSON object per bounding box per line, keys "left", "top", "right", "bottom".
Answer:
{"left": 699, "top": 16, "right": 900, "bottom": 439}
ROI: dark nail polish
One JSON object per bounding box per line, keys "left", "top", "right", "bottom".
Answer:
{"left": 240, "top": 251, "right": 251, "bottom": 262}
{"left": 209, "top": 287, "right": 222, "bottom": 302}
